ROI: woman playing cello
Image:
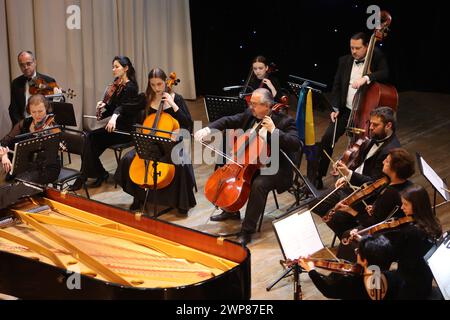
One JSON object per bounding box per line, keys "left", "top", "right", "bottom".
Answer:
{"left": 114, "top": 68, "right": 196, "bottom": 214}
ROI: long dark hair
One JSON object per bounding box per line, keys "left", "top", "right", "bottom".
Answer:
{"left": 401, "top": 184, "right": 442, "bottom": 240}
{"left": 145, "top": 68, "right": 173, "bottom": 113}
{"left": 252, "top": 55, "right": 268, "bottom": 66}
{"left": 113, "top": 56, "right": 137, "bottom": 87}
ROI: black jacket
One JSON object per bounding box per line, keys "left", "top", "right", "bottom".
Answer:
{"left": 331, "top": 48, "right": 389, "bottom": 113}
{"left": 208, "top": 108, "right": 302, "bottom": 192}
{"left": 9, "top": 73, "right": 56, "bottom": 126}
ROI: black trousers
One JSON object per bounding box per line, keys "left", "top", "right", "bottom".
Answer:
{"left": 241, "top": 174, "right": 279, "bottom": 234}
{"left": 317, "top": 109, "right": 350, "bottom": 177}
{"left": 82, "top": 128, "right": 131, "bottom": 179}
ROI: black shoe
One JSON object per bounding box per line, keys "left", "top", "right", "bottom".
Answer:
{"left": 68, "top": 177, "right": 86, "bottom": 191}
{"left": 210, "top": 210, "right": 241, "bottom": 222}
{"left": 315, "top": 177, "right": 324, "bottom": 190}
{"left": 88, "top": 171, "right": 109, "bottom": 188}
{"left": 236, "top": 231, "right": 252, "bottom": 246}
{"left": 129, "top": 197, "right": 141, "bottom": 211}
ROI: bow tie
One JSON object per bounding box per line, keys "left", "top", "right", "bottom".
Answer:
{"left": 355, "top": 59, "right": 365, "bottom": 65}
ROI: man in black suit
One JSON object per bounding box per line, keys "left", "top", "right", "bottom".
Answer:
{"left": 312, "top": 107, "right": 401, "bottom": 238}
{"left": 194, "top": 88, "right": 302, "bottom": 245}
{"left": 315, "top": 32, "right": 390, "bottom": 189}
{"left": 9, "top": 51, "right": 58, "bottom": 127}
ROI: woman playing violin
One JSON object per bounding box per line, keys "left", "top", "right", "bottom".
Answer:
{"left": 244, "top": 55, "right": 283, "bottom": 102}
{"left": 1, "top": 94, "right": 60, "bottom": 183}
{"left": 70, "top": 56, "right": 144, "bottom": 191}
{"left": 380, "top": 184, "right": 442, "bottom": 299}
{"left": 331, "top": 148, "right": 415, "bottom": 243}
{"left": 114, "top": 68, "right": 196, "bottom": 214}
{"left": 299, "top": 234, "right": 400, "bottom": 300}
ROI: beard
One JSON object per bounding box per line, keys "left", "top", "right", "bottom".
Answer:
{"left": 371, "top": 130, "right": 387, "bottom": 141}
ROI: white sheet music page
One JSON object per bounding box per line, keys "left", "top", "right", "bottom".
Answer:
{"left": 420, "top": 157, "right": 449, "bottom": 201}
{"left": 273, "top": 210, "right": 324, "bottom": 261}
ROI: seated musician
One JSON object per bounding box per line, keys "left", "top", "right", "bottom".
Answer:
{"left": 194, "top": 88, "right": 302, "bottom": 245}
{"left": 299, "top": 234, "right": 401, "bottom": 300}
{"left": 70, "top": 56, "right": 144, "bottom": 191}
{"left": 380, "top": 184, "right": 442, "bottom": 299}
{"left": 9, "top": 51, "right": 61, "bottom": 127}
{"left": 312, "top": 106, "right": 400, "bottom": 238}
{"left": 114, "top": 68, "right": 196, "bottom": 214}
{"left": 244, "top": 55, "right": 284, "bottom": 102}
{"left": 1, "top": 94, "right": 60, "bottom": 183}
{"left": 330, "top": 148, "right": 415, "bottom": 242}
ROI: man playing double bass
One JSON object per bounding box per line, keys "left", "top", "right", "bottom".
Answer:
{"left": 194, "top": 88, "right": 302, "bottom": 245}
{"left": 315, "top": 32, "right": 390, "bottom": 189}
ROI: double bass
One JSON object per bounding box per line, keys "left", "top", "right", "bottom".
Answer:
{"left": 344, "top": 11, "right": 398, "bottom": 157}
{"left": 204, "top": 103, "right": 288, "bottom": 212}
{"left": 128, "top": 72, "right": 180, "bottom": 189}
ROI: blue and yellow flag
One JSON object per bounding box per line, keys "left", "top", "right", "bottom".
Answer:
{"left": 295, "top": 88, "right": 317, "bottom": 161}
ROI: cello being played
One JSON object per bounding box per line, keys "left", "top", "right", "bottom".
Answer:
{"left": 115, "top": 68, "right": 196, "bottom": 215}
{"left": 195, "top": 88, "right": 302, "bottom": 245}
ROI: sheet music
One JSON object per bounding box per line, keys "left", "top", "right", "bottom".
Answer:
{"left": 273, "top": 210, "right": 324, "bottom": 261}
{"left": 426, "top": 235, "right": 450, "bottom": 300}
{"left": 419, "top": 156, "right": 450, "bottom": 201}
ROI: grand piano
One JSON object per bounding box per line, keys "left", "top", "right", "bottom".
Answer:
{"left": 0, "top": 183, "right": 251, "bottom": 299}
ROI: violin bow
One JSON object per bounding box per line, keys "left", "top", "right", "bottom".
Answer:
{"left": 322, "top": 150, "right": 369, "bottom": 208}
{"left": 192, "top": 134, "right": 243, "bottom": 168}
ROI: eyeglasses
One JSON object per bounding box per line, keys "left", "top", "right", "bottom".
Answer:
{"left": 19, "top": 61, "right": 34, "bottom": 68}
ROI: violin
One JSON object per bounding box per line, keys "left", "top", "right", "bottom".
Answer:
{"left": 128, "top": 72, "right": 180, "bottom": 189}
{"left": 204, "top": 102, "right": 288, "bottom": 212}
{"left": 97, "top": 77, "right": 125, "bottom": 120}
{"left": 292, "top": 257, "right": 364, "bottom": 275}
{"left": 322, "top": 175, "right": 390, "bottom": 223}
{"left": 32, "top": 114, "right": 57, "bottom": 132}
{"left": 29, "top": 77, "right": 76, "bottom": 100}
{"left": 341, "top": 216, "right": 414, "bottom": 245}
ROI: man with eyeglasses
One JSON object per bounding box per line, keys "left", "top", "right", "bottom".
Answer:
{"left": 8, "top": 51, "right": 58, "bottom": 126}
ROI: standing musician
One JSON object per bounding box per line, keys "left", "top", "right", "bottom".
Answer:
{"left": 69, "top": 56, "right": 144, "bottom": 191}
{"left": 114, "top": 68, "right": 196, "bottom": 214}
{"left": 315, "top": 32, "right": 390, "bottom": 189}
{"left": 299, "top": 234, "right": 401, "bottom": 300}
{"left": 1, "top": 94, "right": 60, "bottom": 183}
{"left": 194, "top": 88, "right": 302, "bottom": 245}
{"left": 242, "top": 55, "right": 284, "bottom": 102}
{"left": 9, "top": 51, "right": 62, "bottom": 127}
{"left": 312, "top": 107, "right": 400, "bottom": 238}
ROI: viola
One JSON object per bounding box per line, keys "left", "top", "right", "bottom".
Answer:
{"left": 322, "top": 175, "right": 390, "bottom": 223}
{"left": 33, "top": 114, "right": 57, "bottom": 132}
{"left": 97, "top": 77, "right": 125, "bottom": 120}
{"left": 29, "top": 77, "right": 76, "bottom": 100}
{"left": 204, "top": 102, "right": 288, "bottom": 212}
{"left": 128, "top": 72, "right": 180, "bottom": 189}
{"left": 341, "top": 216, "right": 414, "bottom": 245}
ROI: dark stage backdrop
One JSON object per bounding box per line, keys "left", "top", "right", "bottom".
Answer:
{"left": 190, "top": 0, "right": 449, "bottom": 97}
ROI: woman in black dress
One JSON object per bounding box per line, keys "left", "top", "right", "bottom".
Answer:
{"left": 70, "top": 56, "right": 144, "bottom": 190}
{"left": 245, "top": 55, "right": 284, "bottom": 102}
{"left": 114, "top": 68, "right": 196, "bottom": 215}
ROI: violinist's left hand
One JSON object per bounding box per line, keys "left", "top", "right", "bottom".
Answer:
{"left": 298, "top": 256, "right": 315, "bottom": 272}
{"left": 106, "top": 114, "right": 118, "bottom": 133}
{"left": 335, "top": 201, "right": 358, "bottom": 217}
{"left": 261, "top": 116, "right": 276, "bottom": 133}
{"left": 162, "top": 92, "right": 179, "bottom": 112}
{"left": 53, "top": 87, "right": 63, "bottom": 94}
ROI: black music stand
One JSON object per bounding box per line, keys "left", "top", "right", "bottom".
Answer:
{"left": 203, "top": 95, "right": 247, "bottom": 123}
{"left": 50, "top": 102, "right": 77, "bottom": 127}
{"left": 131, "top": 128, "right": 182, "bottom": 218}
{"left": 11, "top": 130, "right": 61, "bottom": 185}
{"left": 416, "top": 153, "right": 450, "bottom": 215}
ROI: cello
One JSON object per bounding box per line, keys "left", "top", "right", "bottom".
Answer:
{"left": 346, "top": 10, "right": 398, "bottom": 145}
{"left": 204, "top": 102, "right": 288, "bottom": 212}
{"left": 128, "top": 72, "right": 180, "bottom": 189}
